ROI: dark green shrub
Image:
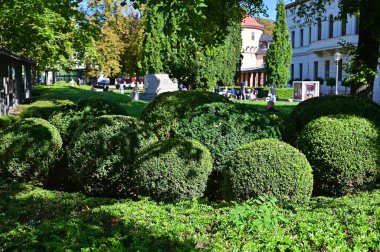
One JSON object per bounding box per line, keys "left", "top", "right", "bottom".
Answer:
{"left": 223, "top": 139, "right": 313, "bottom": 202}
{"left": 254, "top": 87, "right": 293, "bottom": 99}
{"left": 298, "top": 115, "right": 380, "bottom": 196}
{"left": 141, "top": 91, "right": 230, "bottom": 140}
{"left": 316, "top": 77, "right": 324, "bottom": 85}
{"left": 290, "top": 95, "right": 380, "bottom": 132}
{"left": 0, "top": 116, "right": 20, "bottom": 131}
{"left": 20, "top": 100, "right": 76, "bottom": 119}
{"left": 176, "top": 103, "right": 282, "bottom": 170}
{"left": 67, "top": 115, "right": 157, "bottom": 197}
{"left": 176, "top": 103, "right": 282, "bottom": 199}
{"left": 133, "top": 138, "right": 213, "bottom": 202}
{"left": 0, "top": 118, "right": 62, "bottom": 185}
{"left": 76, "top": 97, "right": 128, "bottom": 117}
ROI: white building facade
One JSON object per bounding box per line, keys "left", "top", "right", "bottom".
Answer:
{"left": 238, "top": 16, "right": 272, "bottom": 87}
{"left": 286, "top": 0, "right": 380, "bottom": 103}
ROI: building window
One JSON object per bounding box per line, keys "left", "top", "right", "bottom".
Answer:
{"left": 329, "top": 15, "right": 334, "bottom": 38}
{"left": 309, "top": 26, "right": 312, "bottom": 44}
{"left": 300, "top": 29, "right": 304, "bottom": 47}
{"left": 341, "top": 15, "right": 347, "bottom": 36}
{"left": 251, "top": 32, "right": 255, "bottom": 40}
{"left": 291, "top": 64, "right": 294, "bottom": 80}
{"left": 314, "top": 61, "right": 318, "bottom": 81}
{"left": 355, "top": 15, "right": 359, "bottom": 34}
{"left": 317, "top": 19, "right": 322, "bottom": 40}
{"left": 299, "top": 63, "right": 303, "bottom": 80}
{"left": 325, "top": 60, "right": 330, "bottom": 80}
{"left": 291, "top": 31, "right": 295, "bottom": 48}
{"left": 338, "top": 59, "right": 343, "bottom": 81}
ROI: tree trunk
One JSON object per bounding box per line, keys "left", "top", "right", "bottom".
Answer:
{"left": 350, "top": 0, "right": 380, "bottom": 99}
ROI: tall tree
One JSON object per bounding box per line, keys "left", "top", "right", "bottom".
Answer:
{"left": 0, "top": 0, "right": 87, "bottom": 71}
{"left": 257, "top": 18, "right": 275, "bottom": 35}
{"left": 266, "top": 0, "right": 292, "bottom": 87}
{"left": 141, "top": 1, "right": 242, "bottom": 89}
{"left": 295, "top": 0, "right": 380, "bottom": 99}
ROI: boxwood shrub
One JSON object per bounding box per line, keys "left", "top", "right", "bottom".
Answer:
{"left": 176, "top": 103, "right": 282, "bottom": 170}
{"left": 290, "top": 95, "right": 380, "bottom": 132}
{"left": 176, "top": 103, "right": 282, "bottom": 199}
{"left": 0, "top": 118, "right": 62, "bottom": 185}
{"left": 255, "top": 87, "right": 293, "bottom": 99}
{"left": 76, "top": 97, "right": 128, "bottom": 117}
{"left": 20, "top": 100, "right": 76, "bottom": 119}
{"left": 0, "top": 116, "right": 20, "bottom": 131}
{"left": 141, "top": 91, "right": 230, "bottom": 140}
{"left": 133, "top": 138, "right": 213, "bottom": 202}
{"left": 298, "top": 115, "right": 380, "bottom": 196}
{"left": 67, "top": 115, "right": 157, "bottom": 197}
{"left": 223, "top": 138, "right": 313, "bottom": 202}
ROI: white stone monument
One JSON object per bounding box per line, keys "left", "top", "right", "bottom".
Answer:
{"left": 140, "top": 74, "right": 178, "bottom": 100}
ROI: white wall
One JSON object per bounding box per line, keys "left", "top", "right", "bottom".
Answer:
{"left": 241, "top": 28, "right": 263, "bottom": 69}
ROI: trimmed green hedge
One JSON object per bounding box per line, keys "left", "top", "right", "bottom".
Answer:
{"left": 67, "top": 115, "right": 157, "bottom": 197}
{"left": 76, "top": 97, "right": 128, "bottom": 117}
{"left": 223, "top": 139, "right": 313, "bottom": 202}
{"left": 133, "top": 138, "right": 213, "bottom": 202}
{"left": 291, "top": 95, "right": 380, "bottom": 132}
{"left": 254, "top": 87, "right": 293, "bottom": 99}
{"left": 176, "top": 103, "right": 282, "bottom": 171}
{"left": 298, "top": 115, "right": 380, "bottom": 196}
{"left": 141, "top": 91, "right": 230, "bottom": 140}
{"left": 0, "top": 118, "right": 62, "bottom": 185}
{"left": 20, "top": 100, "right": 76, "bottom": 120}
{"left": 0, "top": 116, "right": 20, "bottom": 131}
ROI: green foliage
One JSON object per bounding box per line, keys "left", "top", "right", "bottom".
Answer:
{"left": 176, "top": 103, "right": 282, "bottom": 170}
{"left": 141, "top": 91, "right": 229, "bottom": 139}
{"left": 256, "top": 18, "right": 275, "bottom": 35}
{"left": 265, "top": 0, "right": 292, "bottom": 87}
{"left": 223, "top": 139, "right": 313, "bottom": 202}
{"left": 133, "top": 138, "right": 213, "bottom": 202}
{"left": 20, "top": 100, "right": 76, "bottom": 120}
{"left": 298, "top": 115, "right": 380, "bottom": 196}
{"left": 255, "top": 87, "right": 293, "bottom": 99}
{"left": 290, "top": 95, "right": 380, "bottom": 131}
{"left": 0, "top": 118, "right": 62, "bottom": 186}
{"left": 316, "top": 76, "right": 324, "bottom": 85}
{"left": 228, "top": 196, "right": 288, "bottom": 234}
{"left": 67, "top": 115, "right": 157, "bottom": 197}
{"left": 326, "top": 77, "right": 336, "bottom": 87}
{"left": 1, "top": 178, "right": 380, "bottom": 250}
{"left": 76, "top": 97, "right": 128, "bottom": 117}
{"left": 0, "top": 116, "right": 20, "bottom": 131}
{"left": 141, "top": 1, "right": 242, "bottom": 89}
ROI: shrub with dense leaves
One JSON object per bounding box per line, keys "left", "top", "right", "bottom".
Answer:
{"left": 0, "top": 118, "right": 62, "bottom": 185}
{"left": 176, "top": 103, "right": 282, "bottom": 170}
{"left": 67, "top": 115, "right": 157, "bottom": 197}
{"left": 20, "top": 100, "right": 76, "bottom": 119}
{"left": 291, "top": 95, "right": 380, "bottom": 131}
{"left": 133, "top": 138, "right": 213, "bottom": 202}
{"left": 298, "top": 115, "right": 380, "bottom": 196}
{"left": 76, "top": 97, "right": 128, "bottom": 117}
{"left": 141, "top": 91, "right": 230, "bottom": 139}
{"left": 223, "top": 139, "right": 313, "bottom": 202}
{"left": 0, "top": 116, "right": 20, "bottom": 131}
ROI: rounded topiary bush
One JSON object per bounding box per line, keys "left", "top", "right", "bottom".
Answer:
{"left": 141, "top": 91, "right": 230, "bottom": 140}
{"left": 223, "top": 139, "right": 313, "bottom": 202}
{"left": 298, "top": 115, "right": 380, "bottom": 196}
{"left": 20, "top": 100, "right": 76, "bottom": 119}
{"left": 176, "top": 103, "right": 282, "bottom": 170}
{"left": 67, "top": 115, "right": 157, "bottom": 197}
{"left": 0, "top": 118, "right": 63, "bottom": 185}
{"left": 291, "top": 95, "right": 380, "bottom": 132}
{"left": 76, "top": 97, "right": 128, "bottom": 117}
{"left": 133, "top": 138, "right": 213, "bottom": 202}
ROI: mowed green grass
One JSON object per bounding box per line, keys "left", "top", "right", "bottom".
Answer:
{"left": 17, "top": 84, "right": 298, "bottom": 119}
{"left": 16, "top": 84, "right": 147, "bottom": 118}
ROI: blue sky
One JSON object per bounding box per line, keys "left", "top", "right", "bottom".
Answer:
{"left": 262, "top": 0, "right": 293, "bottom": 20}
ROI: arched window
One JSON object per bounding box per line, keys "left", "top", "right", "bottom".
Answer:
{"left": 329, "top": 15, "right": 334, "bottom": 38}
{"left": 317, "top": 18, "right": 322, "bottom": 40}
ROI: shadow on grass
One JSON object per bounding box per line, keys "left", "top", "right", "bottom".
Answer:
{"left": 0, "top": 180, "right": 198, "bottom": 251}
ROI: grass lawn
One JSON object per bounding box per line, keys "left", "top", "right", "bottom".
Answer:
{"left": 15, "top": 84, "right": 147, "bottom": 118}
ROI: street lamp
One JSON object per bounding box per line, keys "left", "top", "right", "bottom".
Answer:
{"left": 334, "top": 52, "right": 342, "bottom": 95}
